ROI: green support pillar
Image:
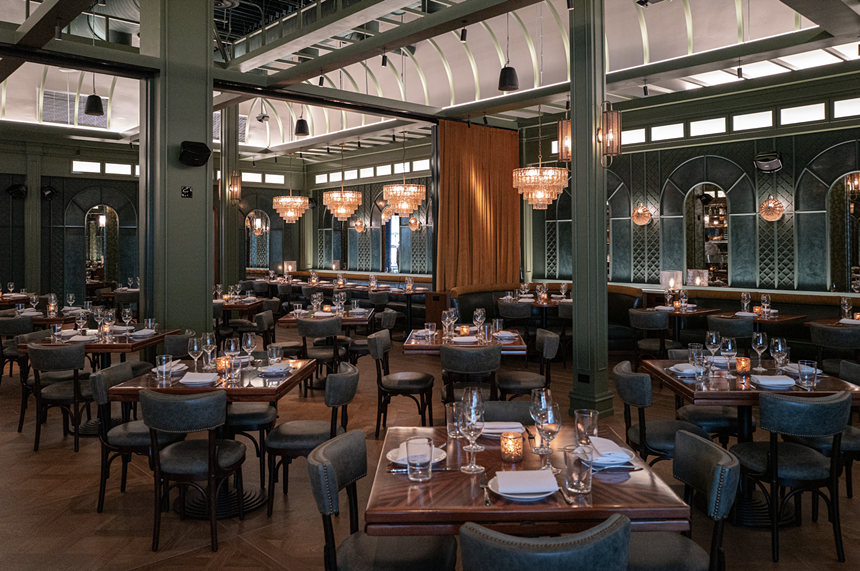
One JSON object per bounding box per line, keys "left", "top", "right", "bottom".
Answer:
{"left": 24, "top": 145, "right": 41, "bottom": 293}
{"left": 568, "top": 0, "right": 613, "bottom": 418}
{"left": 219, "top": 106, "right": 243, "bottom": 285}
{"left": 138, "top": 0, "right": 214, "bottom": 334}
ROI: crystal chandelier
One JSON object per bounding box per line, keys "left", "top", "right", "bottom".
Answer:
{"left": 512, "top": 105, "right": 568, "bottom": 210}
{"left": 846, "top": 173, "right": 860, "bottom": 200}
{"left": 383, "top": 132, "right": 425, "bottom": 216}
{"left": 381, "top": 205, "right": 394, "bottom": 224}
{"left": 273, "top": 154, "right": 309, "bottom": 223}
{"left": 324, "top": 145, "right": 362, "bottom": 221}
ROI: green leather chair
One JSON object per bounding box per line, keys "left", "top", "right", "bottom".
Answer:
{"left": 497, "top": 329, "right": 559, "bottom": 400}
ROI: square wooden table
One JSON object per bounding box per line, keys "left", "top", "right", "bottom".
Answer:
{"left": 277, "top": 308, "right": 375, "bottom": 328}
{"left": 635, "top": 307, "right": 722, "bottom": 342}
{"left": 217, "top": 299, "right": 264, "bottom": 323}
{"left": 364, "top": 426, "right": 690, "bottom": 536}
{"left": 711, "top": 312, "right": 807, "bottom": 332}
{"left": 403, "top": 331, "right": 527, "bottom": 356}
{"left": 19, "top": 329, "right": 180, "bottom": 368}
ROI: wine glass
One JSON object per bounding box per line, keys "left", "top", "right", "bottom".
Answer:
{"left": 122, "top": 308, "right": 133, "bottom": 330}
{"left": 761, "top": 293, "right": 771, "bottom": 318}
{"left": 242, "top": 332, "right": 257, "bottom": 360}
{"left": 7, "top": 282, "right": 14, "bottom": 293}
{"left": 75, "top": 313, "right": 87, "bottom": 332}
{"left": 752, "top": 332, "right": 768, "bottom": 372}
{"left": 127, "top": 277, "right": 133, "bottom": 288}
{"left": 679, "top": 289, "right": 688, "bottom": 311}
{"left": 225, "top": 337, "right": 241, "bottom": 360}
{"left": 705, "top": 331, "right": 721, "bottom": 359}
{"left": 529, "top": 388, "right": 553, "bottom": 454}
{"left": 473, "top": 308, "right": 486, "bottom": 330}
{"left": 66, "top": 293, "right": 75, "bottom": 307}
{"left": 458, "top": 407, "right": 485, "bottom": 474}
{"left": 741, "top": 292, "right": 751, "bottom": 312}
{"left": 664, "top": 290, "right": 673, "bottom": 308}
{"left": 450, "top": 307, "right": 459, "bottom": 324}
{"left": 103, "top": 310, "right": 116, "bottom": 342}
{"left": 94, "top": 308, "right": 105, "bottom": 332}
{"left": 188, "top": 337, "right": 203, "bottom": 372}
{"left": 202, "top": 332, "right": 217, "bottom": 371}
{"left": 215, "top": 283, "right": 223, "bottom": 297}
{"left": 536, "top": 403, "right": 562, "bottom": 474}
{"left": 461, "top": 387, "right": 485, "bottom": 452}
{"left": 770, "top": 337, "right": 787, "bottom": 372}
{"left": 560, "top": 282, "right": 568, "bottom": 298}
{"left": 519, "top": 283, "right": 529, "bottom": 297}
{"left": 29, "top": 294, "right": 38, "bottom": 310}
{"left": 841, "top": 296, "right": 853, "bottom": 319}
{"left": 720, "top": 337, "right": 737, "bottom": 379}
{"left": 136, "top": 276, "right": 140, "bottom": 288}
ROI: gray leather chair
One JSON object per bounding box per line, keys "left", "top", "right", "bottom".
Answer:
{"left": 14, "top": 329, "right": 54, "bottom": 432}
{"left": 368, "top": 329, "right": 434, "bottom": 437}
{"left": 482, "top": 400, "right": 535, "bottom": 425}
{"left": 212, "top": 303, "right": 236, "bottom": 348}
{"left": 613, "top": 361, "right": 709, "bottom": 466}
{"left": 266, "top": 363, "right": 359, "bottom": 515}
{"left": 350, "top": 309, "right": 397, "bottom": 365}
{"left": 628, "top": 310, "right": 681, "bottom": 369}
{"left": 1, "top": 315, "right": 34, "bottom": 377}
{"left": 297, "top": 316, "right": 347, "bottom": 395}
{"left": 440, "top": 344, "right": 502, "bottom": 403}
{"left": 28, "top": 342, "right": 93, "bottom": 452}
{"left": 730, "top": 391, "right": 851, "bottom": 562}
{"left": 497, "top": 329, "right": 559, "bottom": 400}
{"left": 140, "top": 389, "right": 246, "bottom": 552}
{"left": 225, "top": 398, "right": 277, "bottom": 490}
{"left": 461, "top": 514, "right": 630, "bottom": 571}
{"left": 498, "top": 299, "right": 533, "bottom": 364}
{"left": 252, "top": 281, "right": 269, "bottom": 296}
{"left": 238, "top": 279, "right": 254, "bottom": 293}
{"left": 113, "top": 290, "right": 139, "bottom": 318}
{"left": 706, "top": 315, "right": 754, "bottom": 357}
{"left": 90, "top": 362, "right": 184, "bottom": 513}
{"left": 810, "top": 322, "right": 860, "bottom": 375}
{"left": 628, "top": 430, "right": 740, "bottom": 571}
{"left": 162, "top": 332, "right": 194, "bottom": 358}
{"left": 276, "top": 283, "right": 293, "bottom": 305}
{"left": 306, "top": 430, "right": 457, "bottom": 571}
{"left": 235, "top": 309, "right": 276, "bottom": 349}
{"left": 301, "top": 285, "right": 318, "bottom": 304}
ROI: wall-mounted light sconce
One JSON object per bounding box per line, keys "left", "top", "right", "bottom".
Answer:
{"left": 408, "top": 216, "right": 420, "bottom": 231}
{"left": 598, "top": 101, "right": 622, "bottom": 167}
{"left": 631, "top": 202, "right": 651, "bottom": 226}
{"left": 354, "top": 218, "right": 366, "bottom": 233}
{"left": 228, "top": 171, "right": 242, "bottom": 205}
{"left": 759, "top": 195, "right": 784, "bottom": 222}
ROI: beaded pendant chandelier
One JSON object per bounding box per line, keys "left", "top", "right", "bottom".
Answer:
{"left": 273, "top": 154, "right": 309, "bottom": 223}
{"left": 512, "top": 105, "right": 568, "bottom": 210}
{"left": 324, "top": 145, "right": 362, "bottom": 221}
{"left": 383, "top": 132, "right": 425, "bottom": 216}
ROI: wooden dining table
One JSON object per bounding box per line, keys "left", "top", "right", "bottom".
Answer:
{"left": 277, "top": 308, "right": 375, "bottom": 329}
{"left": 403, "top": 330, "right": 528, "bottom": 356}
{"left": 710, "top": 311, "right": 807, "bottom": 332}
{"left": 18, "top": 329, "right": 180, "bottom": 368}
{"left": 364, "top": 426, "right": 690, "bottom": 536}
{"left": 635, "top": 307, "right": 721, "bottom": 342}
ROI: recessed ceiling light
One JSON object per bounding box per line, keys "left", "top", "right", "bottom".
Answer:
{"left": 778, "top": 49, "right": 841, "bottom": 70}
{"left": 686, "top": 70, "right": 743, "bottom": 87}
{"left": 738, "top": 61, "right": 791, "bottom": 79}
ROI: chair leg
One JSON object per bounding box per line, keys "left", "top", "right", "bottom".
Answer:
{"left": 152, "top": 475, "right": 162, "bottom": 552}
{"left": 34, "top": 401, "right": 43, "bottom": 452}
{"left": 17, "top": 388, "right": 28, "bottom": 433}
{"left": 418, "top": 393, "right": 427, "bottom": 426}
{"left": 771, "top": 480, "right": 780, "bottom": 562}
{"left": 812, "top": 489, "right": 819, "bottom": 522}
{"left": 845, "top": 458, "right": 854, "bottom": 499}
{"left": 73, "top": 403, "right": 81, "bottom": 453}
{"left": 178, "top": 485, "right": 186, "bottom": 520}
{"left": 236, "top": 469, "right": 245, "bottom": 521}
{"left": 426, "top": 390, "right": 433, "bottom": 427}
{"left": 258, "top": 429, "right": 267, "bottom": 489}
{"left": 267, "top": 454, "right": 276, "bottom": 517}
{"left": 208, "top": 475, "right": 218, "bottom": 552}
{"left": 375, "top": 392, "right": 384, "bottom": 438}
{"left": 831, "top": 483, "right": 846, "bottom": 562}
{"left": 794, "top": 492, "right": 802, "bottom": 526}
{"left": 97, "top": 446, "right": 110, "bottom": 513}
{"left": 120, "top": 454, "right": 130, "bottom": 492}
{"left": 282, "top": 458, "right": 290, "bottom": 495}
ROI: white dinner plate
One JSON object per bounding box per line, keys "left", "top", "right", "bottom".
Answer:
{"left": 492, "top": 331, "right": 518, "bottom": 340}
{"left": 386, "top": 446, "right": 447, "bottom": 466}
{"left": 670, "top": 364, "right": 697, "bottom": 376}
{"left": 591, "top": 449, "right": 635, "bottom": 466}
{"left": 452, "top": 336, "right": 478, "bottom": 344}
{"left": 488, "top": 476, "right": 555, "bottom": 501}
{"left": 750, "top": 380, "right": 796, "bottom": 390}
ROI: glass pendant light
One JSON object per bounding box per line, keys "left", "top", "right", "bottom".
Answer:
{"left": 383, "top": 132, "right": 425, "bottom": 216}
{"left": 324, "top": 145, "right": 362, "bottom": 221}
{"left": 273, "top": 154, "right": 309, "bottom": 223}
{"left": 512, "top": 106, "right": 568, "bottom": 210}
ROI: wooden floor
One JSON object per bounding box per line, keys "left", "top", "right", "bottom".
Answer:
{"left": 2, "top": 327, "right": 859, "bottom": 570}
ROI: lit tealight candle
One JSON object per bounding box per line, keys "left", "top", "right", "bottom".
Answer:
{"left": 695, "top": 276, "right": 701, "bottom": 286}
{"left": 222, "top": 294, "right": 230, "bottom": 301}
{"left": 216, "top": 356, "right": 229, "bottom": 374}
{"left": 753, "top": 306, "right": 763, "bottom": 316}
{"left": 47, "top": 302, "right": 57, "bottom": 317}
{"left": 673, "top": 301, "right": 682, "bottom": 310}
{"left": 854, "top": 312, "right": 860, "bottom": 320}
{"left": 500, "top": 432, "right": 524, "bottom": 463}
{"left": 736, "top": 357, "right": 750, "bottom": 374}
{"left": 323, "top": 305, "right": 331, "bottom": 313}
{"left": 406, "top": 283, "right": 413, "bottom": 292}
{"left": 459, "top": 325, "right": 471, "bottom": 336}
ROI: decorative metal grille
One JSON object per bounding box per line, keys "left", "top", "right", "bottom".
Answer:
{"left": 545, "top": 221, "right": 558, "bottom": 278}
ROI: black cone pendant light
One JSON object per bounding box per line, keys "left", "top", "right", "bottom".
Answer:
{"left": 84, "top": 73, "right": 103, "bottom": 116}
{"left": 295, "top": 105, "right": 309, "bottom": 138}
{"left": 498, "top": 13, "right": 519, "bottom": 92}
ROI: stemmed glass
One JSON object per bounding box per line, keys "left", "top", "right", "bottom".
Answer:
{"left": 122, "top": 308, "right": 133, "bottom": 330}
{"left": 761, "top": 294, "right": 772, "bottom": 318}
{"left": 536, "top": 403, "right": 562, "bottom": 474}
{"left": 202, "top": 332, "right": 217, "bottom": 371}
{"left": 29, "top": 294, "right": 38, "bottom": 311}
{"left": 770, "top": 337, "right": 788, "bottom": 372}
{"left": 705, "top": 330, "right": 721, "bottom": 360}
{"left": 75, "top": 313, "right": 87, "bottom": 332}
{"left": 225, "top": 337, "right": 241, "bottom": 378}
{"left": 752, "top": 332, "right": 768, "bottom": 372}
{"left": 215, "top": 283, "right": 223, "bottom": 297}
{"left": 242, "top": 332, "right": 257, "bottom": 363}
{"left": 441, "top": 310, "right": 455, "bottom": 340}
{"left": 519, "top": 283, "right": 529, "bottom": 297}
{"left": 664, "top": 290, "right": 673, "bottom": 308}
{"left": 560, "top": 283, "right": 568, "bottom": 298}
{"left": 94, "top": 308, "right": 105, "bottom": 337}
{"left": 741, "top": 292, "right": 751, "bottom": 312}
{"left": 720, "top": 337, "right": 737, "bottom": 379}
{"left": 841, "top": 297, "right": 853, "bottom": 319}
{"left": 7, "top": 282, "right": 14, "bottom": 294}
{"left": 188, "top": 337, "right": 203, "bottom": 372}
{"left": 127, "top": 277, "right": 133, "bottom": 289}
{"left": 679, "top": 289, "right": 688, "bottom": 311}
{"left": 66, "top": 293, "right": 75, "bottom": 307}
{"left": 529, "top": 388, "right": 553, "bottom": 454}
{"left": 103, "top": 310, "right": 116, "bottom": 342}
{"left": 449, "top": 307, "right": 459, "bottom": 325}
{"left": 473, "top": 308, "right": 486, "bottom": 335}
{"left": 458, "top": 406, "right": 485, "bottom": 474}
{"left": 461, "top": 387, "right": 485, "bottom": 452}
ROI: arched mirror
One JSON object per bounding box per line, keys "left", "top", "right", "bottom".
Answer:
{"left": 85, "top": 205, "right": 119, "bottom": 286}
{"left": 830, "top": 173, "right": 860, "bottom": 292}
{"left": 245, "top": 209, "right": 270, "bottom": 270}
{"left": 685, "top": 184, "right": 728, "bottom": 286}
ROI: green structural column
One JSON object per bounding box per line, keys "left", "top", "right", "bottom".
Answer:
{"left": 24, "top": 144, "right": 41, "bottom": 293}
{"left": 220, "top": 106, "right": 243, "bottom": 285}
{"left": 568, "top": 0, "right": 613, "bottom": 418}
{"left": 138, "top": 0, "right": 214, "bottom": 334}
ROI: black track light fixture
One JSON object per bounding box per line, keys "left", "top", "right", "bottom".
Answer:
{"left": 460, "top": 26, "right": 467, "bottom": 43}
{"left": 567, "top": 0, "right": 574, "bottom": 9}
{"left": 327, "top": 147, "right": 330, "bottom": 154}
{"left": 84, "top": 73, "right": 103, "bottom": 116}
{"left": 498, "top": 14, "right": 519, "bottom": 92}
{"left": 483, "top": 115, "right": 488, "bottom": 126}
{"left": 357, "top": 140, "right": 361, "bottom": 149}
{"left": 392, "top": 133, "right": 396, "bottom": 143}
{"left": 319, "top": 75, "right": 324, "bottom": 86}
{"left": 381, "top": 53, "right": 388, "bottom": 67}
{"left": 98, "top": 0, "right": 106, "bottom": 6}
{"left": 643, "top": 80, "right": 649, "bottom": 97}
{"left": 294, "top": 105, "right": 309, "bottom": 138}
{"left": 54, "top": 19, "right": 62, "bottom": 40}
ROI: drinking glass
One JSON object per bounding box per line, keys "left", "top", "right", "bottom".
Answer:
{"left": 458, "top": 408, "right": 485, "bottom": 474}
{"left": 242, "top": 332, "right": 257, "bottom": 359}
{"left": 536, "top": 403, "right": 562, "bottom": 473}
{"left": 51, "top": 323, "right": 63, "bottom": 343}
{"left": 529, "top": 388, "right": 553, "bottom": 453}
{"left": 461, "top": 387, "right": 485, "bottom": 452}
{"left": 770, "top": 337, "right": 788, "bottom": 372}
{"left": 841, "top": 297, "right": 853, "bottom": 319}
{"left": 564, "top": 445, "right": 593, "bottom": 494}
{"left": 29, "top": 294, "right": 38, "bottom": 310}
{"left": 127, "top": 277, "right": 133, "bottom": 288}
{"left": 679, "top": 289, "right": 688, "bottom": 308}
{"left": 155, "top": 354, "right": 173, "bottom": 382}
{"left": 406, "top": 437, "right": 433, "bottom": 482}
{"left": 7, "top": 282, "right": 14, "bottom": 293}
{"left": 560, "top": 283, "right": 569, "bottom": 297}
{"left": 574, "top": 409, "right": 598, "bottom": 445}
{"left": 215, "top": 283, "right": 223, "bottom": 297}
{"left": 267, "top": 345, "right": 281, "bottom": 365}
{"left": 519, "top": 283, "right": 529, "bottom": 297}
{"left": 450, "top": 307, "right": 459, "bottom": 324}
{"left": 688, "top": 343, "right": 703, "bottom": 367}
{"left": 705, "top": 331, "right": 721, "bottom": 359}
{"left": 75, "top": 313, "right": 87, "bottom": 331}
{"left": 136, "top": 276, "right": 140, "bottom": 288}
{"left": 445, "top": 402, "right": 463, "bottom": 438}
{"left": 225, "top": 337, "right": 241, "bottom": 359}
{"left": 664, "top": 290, "right": 673, "bottom": 308}
{"left": 797, "top": 360, "right": 818, "bottom": 390}
{"left": 201, "top": 332, "right": 217, "bottom": 370}
{"left": 761, "top": 293, "right": 772, "bottom": 318}
{"left": 94, "top": 308, "right": 105, "bottom": 332}
{"left": 752, "top": 332, "right": 768, "bottom": 372}
{"left": 144, "top": 317, "right": 155, "bottom": 330}
{"left": 121, "top": 308, "right": 132, "bottom": 328}
{"left": 66, "top": 293, "right": 75, "bottom": 307}
{"left": 473, "top": 308, "right": 486, "bottom": 330}
{"left": 15, "top": 303, "right": 24, "bottom": 315}
{"left": 720, "top": 337, "right": 737, "bottom": 379}
{"left": 741, "top": 292, "right": 751, "bottom": 312}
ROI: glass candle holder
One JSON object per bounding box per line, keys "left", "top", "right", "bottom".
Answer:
{"left": 753, "top": 306, "right": 763, "bottom": 316}
{"left": 673, "top": 301, "right": 682, "bottom": 310}
{"left": 216, "top": 356, "right": 229, "bottom": 374}
{"left": 323, "top": 305, "right": 331, "bottom": 313}
{"left": 459, "top": 325, "right": 471, "bottom": 336}
{"left": 736, "top": 357, "right": 750, "bottom": 374}
{"left": 500, "top": 432, "right": 524, "bottom": 463}
{"left": 47, "top": 302, "right": 57, "bottom": 317}
{"left": 406, "top": 283, "right": 413, "bottom": 292}
{"left": 854, "top": 312, "right": 860, "bottom": 320}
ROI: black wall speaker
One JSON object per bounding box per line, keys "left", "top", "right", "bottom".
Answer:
{"left": 6, "top": 184, "right": 27, "bottom": 199}
{"left": 179, "top": 141, "right": 212, "bottom": 167}
{"left": 307, "top": 197, "right": 317, "bottom": 209}
{"left": 754, "top": 151, "right": 782, "bottom": 173}
{"left": 41, "top": 185, "right": 58, "bottom": 201}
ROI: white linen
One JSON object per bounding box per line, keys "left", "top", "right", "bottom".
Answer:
{"left": 179, "top": 373, "right": 219, "bottom": 385}
{"left": 452, "top": 336, "right": 477, "bottom": 344}
{"left": 481, "top": 421, "right": 524, "bottom": 435}
{"left": 67, "top": 335, "right": 96, "bottom": 342}
{"left": 261, "top": 363, "right": 293, "bottom": 374}
{"left": 151, "top": 362, "right": 187, "bottom": 374}
{"left": 314, "top": 311, "right": 333, "bottom": 318}
{"left": 839, "top": 318, "right": 860, "bottom": 326}
{"left": 495, "top": 470, "right": 558, "bottom": 494}
{"left": 735, "top": 312, "right": 757, "bottom": 318}
{"left": 589, "top": 436, "right": 633, "bottom": 463}
{"left": 751, "top": 375, "right": 795, "bottom": 387}
{"left": 130, "top": 328, "right": 156, "bottom": 337}
{"left": 654, "top": 306, "right": 674, "bottom": 311}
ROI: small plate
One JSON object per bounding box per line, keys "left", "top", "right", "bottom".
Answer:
{"left": 488, "top": 476, "right": 555, "bottom": 501}
{"left": 492, "top": 331, "right": 518, "bottom": 340}
{"left": 670, "top": 364, "right": 697, "bottom": 376}
{"left": 452, "top": 336, "right": 478, "bottom": 344}
{"left": 386, "top": 446, "right": 447, "bottom": 466}
{"left": 781, "top": 363, "right": 823, "bottom": 375}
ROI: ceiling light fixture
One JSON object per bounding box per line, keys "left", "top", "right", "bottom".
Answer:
{"left": 498, "top": 13, "right": 519, "bottom": 92}
{"left": 84, "top": 73, "right": 104, "bottom": 116}
{"left": 54, "top": 20, "right": 62, "bottom": 41}
{"left": 383, "top": 132, "right": 425, "bottom": 216}
{"left": 274, "top": 154, "right": 309, "bottom": 224}
{"left": 318, "top": 75, "right": 324, "bottom": 86}
{"left": 98, "top": 0, "right": 107, "bottom": 6}
{"left": 354, "top": 218, "right": 366, "bottom": 233}
{"left": 567, "top": 0, "right": 574, "bottom": 9}
{"left": 557, "top": 99, "right": 571, "bottom": 162}
{"left": 512, "top": 105, "right": 568, "bottom": 210}
{"left": 460, "top": 26, "right": 467, "bottom": 43}
{"left": 598, "top": 100, "right": 622, "bottom": 167}
{"left": 294, "top": 106, "right": 309, "bottom": 138}
{"left": 381, "top": 53, "right": 388, "bottom": 67}
{"left": 643, "top": 80, "right": 649, "bottom": 97}
{"left": 323, "top": 145, "right": 362, "bottom": 221}
{"left": 408, "top": 216, "right": 420, "bottom": 231}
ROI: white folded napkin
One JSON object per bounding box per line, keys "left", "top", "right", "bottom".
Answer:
{"left": 314, "top": 311, "right": 333, "bottom": 318}
{"left": 671, "top": 363, "right": 698, "bottom": 375}
{"left": 452, "top": 336, "right": 477, "bottom": 344}
{"left": 655, "top": 305, "right": 674, "bottom": 311}
{"left": 735, "top": 312, "right": 757, "bottom": 318}
{"left": 519, "top": 294, "right": 534, "bottom": 299}
{"left": 151, "top": 362, "right": 187, "bottom": 374}
{"left": 262, "top": 363, "right": 293, "bottom": 374}
{"left": 493, "top": 331, "right": 517, "bottom": 339}
{"left": 59, "top": 329, "right": 78, "bottom": 337}
{"left": 111, "top": 325, "right": 134, "bottom": 332}
{"left": 482, "top": 421, "right": 524, "bottom": 434}
{"left": 350, "top": 308, "right": 368, "bottom": 313}
{"left": 684, "top": 304, "right": 698, "bottom": 309}
{"left": 131, "top": 328, "right": 156, "bottom": 336}
{"left": 230, "top": 355, "right": 253, "bottom": 363}
{"left": 551, "top": 294, "right": 565, "bottom": 299}
{"left": 559, "top": 299, "right": 573, "bottom": 304}
{"left": 590, "top": 436, "right": 632, "bottom": 462}
{"left": 415, "top": 287, "right": 428, "bottom": 291}
{"left": 128, "top": 288, "right": 140, "bottom": 292}
{"left": 180, "top": 373, "right": 219, "bottom": 384}
{"left": 213, "top": 299, "right": 225, "bottom": 304}
{"left": 839, "top": 318, "right": 860, "bottom": 325}
{"left": 85, "top": 328, "right": 99, "bottom": 336}
{"left": 67, "top": 335, "right": 96, "bottom": 342}
{"left": 243, "top": 296, "right": 257, "bottom": 302}
{"left": 20, "top": 310, "right": 42, "bottom": 316}
{"left": 518, "top": 298, "right": 533, "bottom": 303}
{"left": 255, "top": 278, "right": 266, "bottom": 281}
{"left": 496, "top": 470, "right": 558, "bottom": 494}
{"left": 61, "top": 306, "right": 81, "bottom": 312}
{"left": 781, "top": 363, "right": 821, "bottom": 374}
{"left": 751, "top": 375, "right": 795, "bottom": 386}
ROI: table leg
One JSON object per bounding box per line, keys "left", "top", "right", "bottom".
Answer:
{"left": 672, "top": 316, "right": 681, "bottom": 343}
{"left": 406, "top": 295, "right": 413, "bottom": 333}
{"left": 541, "top": 307, "right": 548, "bottom": 330}
{"left": 99, "top": 353, "right": 111, "bottom": 369}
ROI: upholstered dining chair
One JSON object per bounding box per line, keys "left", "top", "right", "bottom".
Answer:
{"left": 730, "top": 391, "right": 851, "bottom": 562}
{"left": 460, "top": 515, "right": 630, "bottom": 571}
{"left": 628, "top": 430, "right": 741, "bottom": 571}
{"left": 140, "top": 389, "right": 246, "bottom": 552}
{"left": 367, "top": 329, "right": 434, "bottom": 437}
{"left": 252, "top": 281, "right": 269, "bottom": 297}
{"left": 706, "top": 315, "right": 754, "bottom": 357}
{"left": 498, "top": 299, "right": 533, "bottom": 366}
{"left": 481, "top": 400, "right": 535, "bottom": 425}
{"left": 212, "top": 303, "right": 236, "bottom": 349}
{"left": 14, "top": 329, "right": 54, "bottom": 433}
{"left": 497, "top": 329, "right": 559, "bottom": 400}
{"left": 628, "top": 310, "right": 681, "bottom": 370}
{"left": 809, "top": 322, "right": 860, "bottom": 376}
{"left": 0, "top": 315, "right": 33, "bottom": 378}
{"left": 613, "top": 361, "right": 709, "bottom": 465}
{"left": 266, "top": 363, "right": 359, "bottom": 515}
{"left": 234, "top": 309, "right": 276, "bottom": 349}
{"left": 440, "top": 344, "right": 502, "bottom": 404}
{"left": 297, "top": 316, "right": 346, "bottom": 395}
{"left": 306, "top": 430, "right": 458, "bottom": 571}
{"left": 113, "top": 290, "right": 139, "bottom": 319}
{"left": 276, "top": 283, "right": 293, "bottom": 305}
{"left": 225, "top": 400, "right": 277, "bottom": 490}
{"left": 238, "top": 279, "right": 254, "bottom": 293}
{"left": 349, "top": 310, "right": 396, "bottom": 366}
{"left": 162, "top": 332, "right": 193, "bottom": 358}
{"left": 29, "top": 342, "right": 93, "bottom": 452}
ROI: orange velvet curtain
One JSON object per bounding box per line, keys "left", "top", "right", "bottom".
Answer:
{"left": 436, "top": 120, "right": 521, "bottom": 291}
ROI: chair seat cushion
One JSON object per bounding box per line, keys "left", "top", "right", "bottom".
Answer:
{"left": 228, "top": 319, "right": 254, "bottom": 328}
{"left": 108, "top": 420, "right": 183, "bottom": 448}
{"left": 637, "top": 338, "right": 682, "bottom": 352}
{"left": 130, "top": 361, "right": 154, "bottom": 379}
{"left": 730, "top": 441, "right": 831, "bottom": 480}
{"left": 234, "top": 324, "right": 259, "bottom": 333}
{"left": 39, "top": 380, "right": 93, "bottom": 401}
{"left": 822, "top": 358, "right": 843, "bottom": 377}
{"left": 338, "top": 531, "right": 457, "bottom": 571}
{"left": 627, "top": 531, "right": 709, "bottom": 571}
{"left": 266, "top": 420, "right": 344, "bottom": 451}
{"left": 27, "top": 370, "right": 84, "bottom": 387}
{"left": 628, "top": 420, "right": 709, "bottom": 453}
{"left": 381, "top": 372, "right": 434, "bottom": 391}
{"left": 3, "top": 344, "right": 18, "bottom": 358}
{"left": 496, "top": 370, "right": 547, "bottom": 391}
{"left": 785, "top": 425, "right": 860, "bottom": 453}
{"left": 676, "top": 405, "right": 754, "bottom": 434}
{"left": 307, "top": 346, "right": 348, "bottom": 361}
{"left": 313, "top": 335, "right": 353, "bottom": 347}
{"left": 158, "top": 439, "right": 246, "bottom": 474}
{"left": 226, "top": 403, "right": 277, "bottom": 428}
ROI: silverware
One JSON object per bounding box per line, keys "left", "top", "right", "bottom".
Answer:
{"left": 593, "top": 465, "right": 642, "bottom": 473}
{"left": 558, "top": 486, "right": 575, "bottom": 505}
{"left": 479, "top": 473, "right": 491, "bottom": 506}
{"left": 523, "top": 426, "right": 535, "bottom": 440}
{"left": 386, "top": 466, "right": 459, "bottom": 474}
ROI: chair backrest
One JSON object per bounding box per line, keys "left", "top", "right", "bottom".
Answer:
{"left": 667, "top": 349, "right": 689, "bottom": 360}
{"left": 706, "top": 316, "right": 754, "bottom": 339}
{"left": 113, "top": 291, "right": 139, "bottom": 305}
{"left": 34, "top": 295, "right": 49, "bottom": 310}
{"left": 307, "top": 429, "right": 367, "bottom": 518}
{"left": 213, "top": 303, "right": 224, "bottom": 319}
{"left": 460, "top": 515, "right": 630, "bottom": 571}
{"left": 296, "top": 316, "right": 342, "bottom": 339}
{"left": 325, "top": 362, "right": 360, "bottom": 409}
{"left": 0, "top": 315, "right": 34, "bottom": 337}
{"left": 301, "top": 286, "right": 318, "bottom": 299}
{"left": 163, "top": 333, "right": 193, "bottom": 358}
{"left": 628, "top": 309, "right": 669, "bottom": 331}
{"left": 89, "top": 362, "right": 134, "bottom": 406}
{"left": 27, "top": 342, "right": 86, "bottom": 372}
{"left": 612, "top": 361, "right": 652, "bottom": 408}
{"left": 440, "top": 344, "right": 502, "bottom": 375}
{"left": 378, "top": 308, "right": 398, "bottom": 330}
{"left": 557, "top": 301, "right": 573, "bottom": 319}
{"left": 140, "top": 389, "right": 227, "bottom": 433}
{"left": 238, "top": 280, "right": 254, "bottom": 292}
{"left": 15, "top": 328, "right": 53, "bottom": 347}
{"left": 498, "top": 300, "right": 531, "bottom": 320}
{"left": 759, "top": 391, "right": 851, "bottom": 437}
{"left": 334, "top": 288, "right": 352, "bottom": 302}
{"left": 810, "top": 322, "right": 860, "bottom": 350}
{"left": 838, "top": 360, "right": 860, "bottom": 386}
{"left": 261, "top": 298, "right": 280, "bottom": 314}
{"left": 277, "top": 284, "right": 293, "bottom": 296}
{"left": 253, "top": 282, "right": 269, "bottom": 294}
{"left": 673, "top": 431, "right": 740, "bottom": 521}
{"left": 368, "top": 291, "right": 389, "bottom": 306}
{"left": 255, "top": 309, "right": 275, "bottom": 331}
{"left": 535, "top": 329, "right": 559, "bottom": 360}
{"left": 367, "top": 329, "right": 391, "bottom": 361}
{"left": 482, "top": 400, "right": 535, "bottom": 425}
